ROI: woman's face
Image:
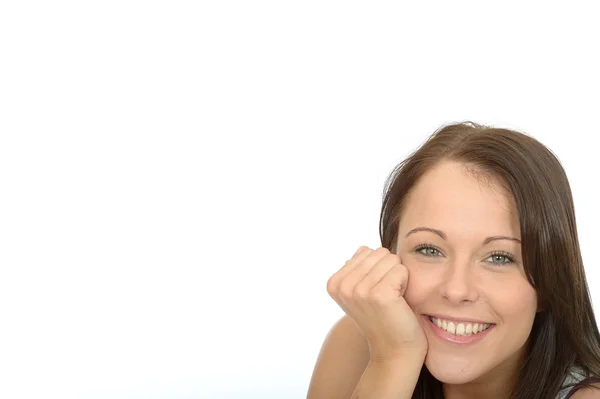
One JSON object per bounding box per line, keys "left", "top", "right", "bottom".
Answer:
{"left": 397, "top": 161, "right": 538, "bottom": 385}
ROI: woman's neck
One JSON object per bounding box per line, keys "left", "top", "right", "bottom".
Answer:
{"left": 442, "top": 348, "right": 525, "bottom": 399}
{"left": 443, "top": 378, "right": 514, "bottom": 399}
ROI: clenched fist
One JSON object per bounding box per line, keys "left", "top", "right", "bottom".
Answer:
{"left": 326, "top": 246, "right": 428, "bottom": 363}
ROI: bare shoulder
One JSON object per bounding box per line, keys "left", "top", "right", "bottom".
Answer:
{"left": 306, "top": 314, "right": 370, "bottom": 399}
{"left": 570, "top": 383, "right": 600, "bottom": 398}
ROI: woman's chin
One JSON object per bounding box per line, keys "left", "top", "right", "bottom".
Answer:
{"left": 424, "top": 352, "right": 485, "bottom": 384}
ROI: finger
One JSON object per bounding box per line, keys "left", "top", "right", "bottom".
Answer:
{"left": 327, "top": 246, "right": 373, "bottom": 289}
{"left": 352, "top": 254, "right": 401, "bottom": 299}
{"left": 327, "top": 246, "right": 371, "bottom": 298}
{"left": 344, "top": 247, "right": 393, "bottom": 283}
{"left": 346, "top": 245, "right": 371, "bottom": 263}
{"left": 337, "top": 248, "right": 391, "bottom": 299}
{"left": 374, "top": 263, "right": 410, "bottom": 299}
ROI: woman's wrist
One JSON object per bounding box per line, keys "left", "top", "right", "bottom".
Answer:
{"left": 369, "top": 345, "right": 427, "bottom": 366}
{"left": 351, "top": 352, "right": 425, "bottom": 399}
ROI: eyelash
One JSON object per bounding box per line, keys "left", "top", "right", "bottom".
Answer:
{"left": 413, "top": 243, "right": 516, "bottom": 265}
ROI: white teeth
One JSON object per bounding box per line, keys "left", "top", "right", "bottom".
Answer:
{"left": 430, "top": 317, "right": 492, "bottom": 336}
{"left": 447, "top": 322, "right": 455, "bottom": 334}
{"left": 465, "top": 323, "right": 473, "bottom": 335}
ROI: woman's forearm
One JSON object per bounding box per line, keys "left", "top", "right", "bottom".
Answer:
{"left": 350, "top": 354, "right": 424, "bottom": 399}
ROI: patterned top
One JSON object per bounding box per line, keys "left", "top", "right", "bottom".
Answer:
{"left": 558, "top": 367, "right": 600, "bottom": 399}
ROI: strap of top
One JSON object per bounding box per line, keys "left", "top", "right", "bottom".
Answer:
{"left": 565, "top": 376, "right": 600, "bottom": 398}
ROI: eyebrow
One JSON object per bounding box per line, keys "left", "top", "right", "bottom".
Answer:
{"left": 405, "top": 227, "right": 521, "bottom": 245}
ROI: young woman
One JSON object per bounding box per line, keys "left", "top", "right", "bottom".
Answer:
{"left": 307, "top": 122, "right": 600, "bottom": 398}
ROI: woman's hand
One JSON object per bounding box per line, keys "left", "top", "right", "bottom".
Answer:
{"left": 327, "top": 246, "right": 428, "bottom": 363}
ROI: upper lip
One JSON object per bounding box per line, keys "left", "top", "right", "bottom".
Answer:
{"left": 426, "top": 314, "right": 494, "bottom": 325}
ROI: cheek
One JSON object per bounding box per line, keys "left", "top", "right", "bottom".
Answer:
{"left": 490, "top": 279, "right": 538, "bottom": 323}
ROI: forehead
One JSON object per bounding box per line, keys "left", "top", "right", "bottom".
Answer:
{"left": 399, "top": 161, "right": 519, "bottom": 236}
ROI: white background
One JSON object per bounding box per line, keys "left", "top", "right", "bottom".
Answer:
{"left": 1, "top": 2, "right": 599, "bottom": 398}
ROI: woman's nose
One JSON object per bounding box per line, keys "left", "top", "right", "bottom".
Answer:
{"left": 439, "top": 261, "right": 479, "bottom": 304}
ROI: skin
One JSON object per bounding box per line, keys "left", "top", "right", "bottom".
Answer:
{"left": 396, "top": 160, "right": 538, "bottom": 398}
{"left": 309, "top": 158, "right": 600, "bottom": 398}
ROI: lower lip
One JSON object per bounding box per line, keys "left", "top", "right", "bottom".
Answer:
{"left": 424, "top": 316, "right": 495, "bottom": 345}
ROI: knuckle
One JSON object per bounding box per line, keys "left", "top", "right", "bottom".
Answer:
{"left": 391, "top": 252, "right": 402, "bottom": 262}
{"left": 353, "top": 283, "right": 369, "bottom": 300}
{"left": 357, "top": 245, "right": 368, "bottom": 253}
{"left": 326, "top": 275, "right": 338, "bottom": 295}
{"left": 346, "top": 246, "right": 368, "bottom": 263}
{"left": 383, "top": 251, "right": 400, "bottom": 263}
{"left": 338, "top": 281, "right": 355, "bottom": 299}
{"left": 374, "top": 247, "right": 390, "bottom": 256}
{"left": 354, "top": 246, "right": 371, "bottom": 258}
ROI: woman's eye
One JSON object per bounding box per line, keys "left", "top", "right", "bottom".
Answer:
{"left": 486, "top": 254, "right": 514, "bottom": 264}
{"left": 417, "top": 247, "right": 441, "bottom": 256}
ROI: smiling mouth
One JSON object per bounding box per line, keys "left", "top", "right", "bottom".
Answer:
{"left": 428, "top": 316, "right": 495, "bottom": 336}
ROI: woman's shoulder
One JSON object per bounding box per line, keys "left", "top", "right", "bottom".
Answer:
{"left": 558, "top": 366, "right": 600, "bottom": 399}
{"left": 307, "top": 315, "right": 370, "bottom": 399}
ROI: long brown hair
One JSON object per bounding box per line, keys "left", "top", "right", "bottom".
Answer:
{"left": 378, "top": 122, "right": 600, "bottom": 398}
